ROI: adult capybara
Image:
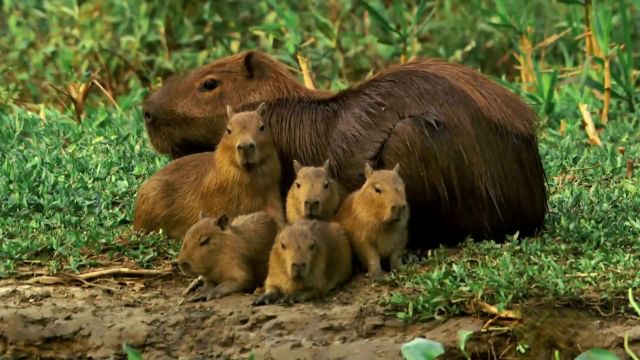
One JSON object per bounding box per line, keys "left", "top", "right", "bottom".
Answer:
{"left": 286, "top": 159, "right": 345, "bottom": 223}
{"left": 142, "top": 50, "right": 548, "bottom": 247}
{"left": 133, "top": 103, "right": 283, "bottom": 239}
{"left": 335, "top": 163, "right": 409, "bottom": 279}
{"left": 253, "top": 219, "right": 352, "bottom": 305}
{"left": 178, "top": 211, "right": 279, "bottom": 301}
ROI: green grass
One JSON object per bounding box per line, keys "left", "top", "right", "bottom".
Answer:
{"left": 0, "top": 93, "right": 176, "bottom": 276}
{"left": 385, "top": 115, "right": 640, "bottom": 320}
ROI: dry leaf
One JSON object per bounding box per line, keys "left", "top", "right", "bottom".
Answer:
{"left": 578, "top": 103, "right": 602, "bottom": 146}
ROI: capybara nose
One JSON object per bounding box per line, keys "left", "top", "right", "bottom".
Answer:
{"left": 237, "top": 142, "right": 256, "bottom": 153}
{"left": 390, "top": 203, "right": 407, "bottom": 220}
{"left": 304, "top": 200, "right": 320, "bottom": 218}
{"left": 291, "top": 263, "right": 307, "bottom": 278}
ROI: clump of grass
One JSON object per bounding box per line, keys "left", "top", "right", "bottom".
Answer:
{"left": 0, "top": 95, "right": 178, "bottom": 275}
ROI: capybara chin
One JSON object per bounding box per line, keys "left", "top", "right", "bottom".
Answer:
{"left": 285, "top": 159, "right": 345, "bottom": 223}
{"left": 142, "top": 49, "right": 548, "bottom": 247}
{"left": 133, "top": 102, "right": 284, "bottom": 240}
{"left": 253, "top": 219, "right": 352, "bottom": 305}
{"left": 335, "top": 163, "right": 409, "bottom": 279}
{"left": 177, "top": 211, "right": 279, "bottom": 301}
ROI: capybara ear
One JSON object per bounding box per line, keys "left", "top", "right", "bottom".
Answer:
{"left": 243, "top": 51, "right": 268, "bottom": 79}
{"left": 199, "top": 209, "right": 208, "bottom": 220}
{"left": 216, "top": 214, "right": 229, "bottom": 231}
{"left": 226, "top": 105, "right": 235, "bottom": 119}
{"left": 364, "top": 162, "right": 374, "bottom": 179}
{"left": 256, "top": 102, "right": 267, "bottom": 117}
{"left": 293, "top": 160, "right": 303, "bottom": 174}
{"left": 322, "top": 159, "right": 330, "bottom": 174}
{"left": 392, "top": 163, "right": 400, "bottom": 174}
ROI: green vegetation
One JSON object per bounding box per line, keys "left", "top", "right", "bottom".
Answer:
{"left": 1, "top": 0, "right": 639, "bottom": 325}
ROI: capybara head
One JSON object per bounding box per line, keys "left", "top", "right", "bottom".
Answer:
{"left": 276, "top": 222, "right": 318, "bottom": 281}
{"left": 360, "top": 163, "right": 408, "bottom": 224}
{"left": 288, "top": 159, "right": 340, "bottom": 219}
{"left": 218, "top": 103, "right": 273, "bottom": 171}
{"left": 142, "top": 51, "right": 309, "bottom": 158}
{"left": 178, "top": 211, "right": 230, "bottom": 276}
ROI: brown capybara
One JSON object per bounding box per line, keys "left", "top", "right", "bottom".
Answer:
{"left": 252, "top": 219, "right": 352, "bottom": 305}
{"left": 177, "top": 211, "right": 279, "bottom": 301}
{"left": 285, "top": 159, "right": 345, "bottom": 223}
{"left": 133, "top": 102, "right": 283, "bottom": 239}
{"left": 142, "top": 50, "right": 548, "bottom": 247}
{"left": 335, "top": 163, "right": 409, "bottom": 279}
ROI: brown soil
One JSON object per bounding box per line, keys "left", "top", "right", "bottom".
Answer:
{"left": 0, "top": 272, "right": 638, "bottom": 360}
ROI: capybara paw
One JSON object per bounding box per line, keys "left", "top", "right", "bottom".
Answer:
{"left": 253, "top": 292, "right": 278, "bottom": 306}
{"left": 276, "top": 295, "right": 298, "bottom": 306}
{"left": 367, "top": 270, "right": 385, "bottom": 282}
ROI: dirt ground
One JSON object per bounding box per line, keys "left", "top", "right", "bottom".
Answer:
{"left": 1, "top": 269, "right": 638, "bottom": 360}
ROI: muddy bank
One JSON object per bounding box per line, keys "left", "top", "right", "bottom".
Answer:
{"left": 0, "top": 273, "right": 638, "bottom": 359}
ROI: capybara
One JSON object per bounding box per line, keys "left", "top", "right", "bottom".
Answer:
{"left": 142, "top": 50, "right": 548, "bottom": 247}
{"left": 133, "top": 102, "right": 283, "bottom": 239}
{"left": 285, "top": 159, "right": 345, "bottom": 223}
{"left": 253, "top": 219, "right": 352, "bottom": 305}
{"left": 335, "top": 163, "right": 409, "bottom": 279}
{"left": 178, "top": 211, "right": 279, "bottom": 301}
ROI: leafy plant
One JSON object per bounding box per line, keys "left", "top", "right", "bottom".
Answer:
{"left": 401, "top": 338, "right": 445, "bottom": 360}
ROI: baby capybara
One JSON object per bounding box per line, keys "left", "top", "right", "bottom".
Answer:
{"left": 178, "top": 211, "right": 279, "bottom": 301}
{"left": 133, "top": 103, "right": 283, "bottom": 239}
{"left": 285, "top": 159, "right": 345, "bottom": 223}
{"left": 335, "top": 163, "right": 409, "bottom": 279}
{"left": 253, "top": 219, "right": 352, "bottom": 305}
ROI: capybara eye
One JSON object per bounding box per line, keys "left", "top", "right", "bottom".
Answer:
{"left": 295, "top": 182, "right": 301, "bottom": 189}
{"left": 226, "top": 128, "right": 231, "bottom": 135}
{"left": 309, "top": 242, "right": 315, "bottom": 250}
{"left": 200, "top": 79, "right": 219, "bottom": 92}
{"left": 199, "top": 237, "right": 210, "bottom": 246}
{"left": 323, "top": 181, "right": 329, "bottom": 190}
{"left": 259, "top": 124, "right": 265, "bottom": 132}
{"left": 281, "top": 241, "right": 286, "bottom": 249}
{"left": 374, "top": 185, "right": 382, "bottom": 194}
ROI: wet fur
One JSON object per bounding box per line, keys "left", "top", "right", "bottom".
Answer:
{"left": 143, "top": 50, "right": 548, "bottom": 247}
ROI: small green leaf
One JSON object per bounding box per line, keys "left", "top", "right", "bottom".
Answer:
{"left": 401, "top": 337, "right": 445, "bottom": 360}
{"left": 575, "top": 349, "right": 619, "bottom": 360}
{"left": 122, "top": 343, "right": 144, "bottom": 360}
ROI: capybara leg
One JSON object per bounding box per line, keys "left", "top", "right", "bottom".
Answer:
{"left": 361, "top": 246, "right": 383, "bottom": 280}
{"left": 206, "top": 279, "right": 252, "bottom": 299}
{"left": 185, "top": 281, "right": 215, "bottom": 302}
{"left": 389, "top": 250, "right": 404, "bottom": 271}
{"left": 252, "top": 288, "right": 283, "bottom": 306}
{"left": 281, "top": 288, "right": 322, "bottom": 304}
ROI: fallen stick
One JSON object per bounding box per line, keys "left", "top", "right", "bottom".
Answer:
{"left": 476, "top": 301, "right": 522, "bottom": 320}
{"left": 25, "top": 267, "right": 172, "bottom": 287}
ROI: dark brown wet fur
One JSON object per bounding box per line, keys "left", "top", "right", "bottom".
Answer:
{"left": 143, "top": 50, "right": 548, "bottom": 247}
